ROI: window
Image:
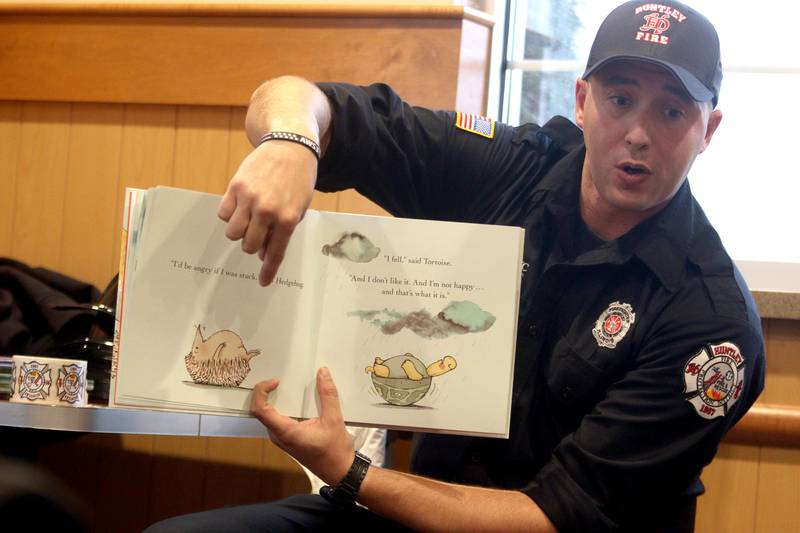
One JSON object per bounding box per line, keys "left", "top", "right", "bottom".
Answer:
{"left": 500, "top": 0, "right": 800, "bottom": 291}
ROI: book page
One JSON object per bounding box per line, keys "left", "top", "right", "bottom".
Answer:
{"left": 115, "top": 187, "right": 319, "bottom": 415}
{"left": 308, "top": 212, "right": 523, "bottom": 437}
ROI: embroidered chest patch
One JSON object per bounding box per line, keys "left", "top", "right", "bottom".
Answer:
{"left": 592, "top": 301, "right": 635, "bottom": 348}
{"left": 454, "top": 112, "right": 495, "bottom": 139}
{"left": 683, "top": 341, "right": 745, "bottom": 419}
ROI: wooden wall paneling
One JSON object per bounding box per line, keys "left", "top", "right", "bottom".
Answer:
{"left": 29, "top": 432, "right": 154, "bottom": 532}
{"left": 310, "top": 190, "right": 340, "bottom": 213}
{"left": 37, "top": 433, "right": 105, "bottom": 530}
{"left": 260, "top": 439, "right": 310, "bottom": 501}
{"left": 337, "top": 189, "right": 390, "bottom": 217}
{"left": 753, "top": 318, "right": 800, "bottom": 532}
{"left": 695, "top": 443, "right": 760, "bottom": 533}
{"left": 0, "top": 14, "right": 465, "bottom": 110}
{"left": 203, "top": 436, "right": 265, "bottom": 510}
{"left": 310, "top": 190, "right": 340, "bottom": 212}
{"left": 11, "top": 102, "right": 71, "bottom": 271}
{"left": 0, "top": 102, "right": 22, "bottom": 257}
{"left": 762, "top": 319, "right": 800, "bottom": 405}
{"left": 112, "top": 104, "right": 178, "bottom": 268}
{"left": 226, "top": 106, "right": 250, "bottom": 181}
{"left": 148, "top": 435, "right": 209, "bottom": 524}
{"left": 173, "top": 105, "right": 232, "bottom": 194}
{"left": 754, "top": 446, "right": 800, "bottom": 532}
{"left": 93, "top": 434, "right": 154, "bottom": 533}
{"left": 59, "top": 103, "right": 124, "bottom": 289}
{"left": 10, "top": 103, "right": 72, "bottom": 270}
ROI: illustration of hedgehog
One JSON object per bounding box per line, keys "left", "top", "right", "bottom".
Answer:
{"left": 184, "top": 325, "right": 261, "bottom": 387}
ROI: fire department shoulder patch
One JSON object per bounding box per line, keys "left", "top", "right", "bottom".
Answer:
{"left": 683, "top": 341, "right": 745, "bottom": 420}
{"left": 592, "top": 301, "right": 635, "bottom": 348}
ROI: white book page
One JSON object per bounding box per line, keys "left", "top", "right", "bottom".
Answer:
{"left": 308, "top": 212, "right": 523, "bottom": 437}
{"left": 115, "top": 187, "right": 318, "bottom": 415}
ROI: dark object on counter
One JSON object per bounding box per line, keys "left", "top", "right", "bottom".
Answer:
{"left": 0, "top": 258, "right": 101, "bottom": 356}
{"left": 0, "top": 258, "right": 118, "bottom": 404}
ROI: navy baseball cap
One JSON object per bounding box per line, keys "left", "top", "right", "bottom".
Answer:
{"left": 582, "top": 1, "right": 722, "bottom": 106}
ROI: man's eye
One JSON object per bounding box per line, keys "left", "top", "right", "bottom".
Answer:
{"left": 610, "top": 96, "right": 630, "bottom": 107}
{"left": 665, "top": 107, "right": 685, "bottom": 119}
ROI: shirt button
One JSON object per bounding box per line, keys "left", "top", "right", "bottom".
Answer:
{"left": 561, "top": 386, "right": 573, "bottom": 401}
{"left": 528, "top": 323, "right": 538, "bottom": 337}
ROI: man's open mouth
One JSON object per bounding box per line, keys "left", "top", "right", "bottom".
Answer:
{"left": 620, "top": 163, "right": 650, "bottom": 175}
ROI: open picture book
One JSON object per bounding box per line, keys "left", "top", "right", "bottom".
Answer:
{"left": 112, "top": 186, "right": 524, "bottom": 438}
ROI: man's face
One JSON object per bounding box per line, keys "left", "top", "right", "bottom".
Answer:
{"left": 575, "top": 61, "right": 722, "bottom": 230}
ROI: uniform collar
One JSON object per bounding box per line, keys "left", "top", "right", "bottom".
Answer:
{"left": 620, "top": 181, "right": 696, "bottom": 292}
{"left": 535, "top": 132, "right": 697, "bottom": 292}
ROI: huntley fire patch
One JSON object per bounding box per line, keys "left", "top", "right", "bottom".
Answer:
{"left": 683, "top": 341, "right": 745, "bottom": 420}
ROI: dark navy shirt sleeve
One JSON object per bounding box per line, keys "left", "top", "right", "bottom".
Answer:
{"left": 316, "top": 82, "right": 556, "bottom": 223}
{"left": 523, "top": 290, "right": 765, "bottom": 532}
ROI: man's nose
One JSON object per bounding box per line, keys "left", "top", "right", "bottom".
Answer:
{"left": 624, "top": 113, "right": 652, "bottom": 151}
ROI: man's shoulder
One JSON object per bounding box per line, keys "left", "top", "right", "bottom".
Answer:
{"left": 508, "top": 116, "right": 583, "bottom": 157}
{"left": 682, "top": 200, "right": 758, "bottom": 327}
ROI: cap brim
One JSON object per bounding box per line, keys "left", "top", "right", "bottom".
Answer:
{"left": 582, "top": 55, "right": 714, "bottom": 103}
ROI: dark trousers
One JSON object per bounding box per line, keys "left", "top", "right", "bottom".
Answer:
{"left": 143, "top": 494, "right": 411, "bottom": 533}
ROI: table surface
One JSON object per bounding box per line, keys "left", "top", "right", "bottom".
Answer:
{"left": 0, "top": 400, "right": 268, "bottom": 438}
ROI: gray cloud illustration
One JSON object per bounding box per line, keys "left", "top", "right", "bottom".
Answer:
{"left": 348, "top": 301, "right": 495, "bottom": 339}
{"left": 322, "top": 232, "right": 380, "bottom": 263}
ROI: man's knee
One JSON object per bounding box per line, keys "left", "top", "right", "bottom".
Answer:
{"left": 142, "top": 495, "right": 331, "bottom": 533}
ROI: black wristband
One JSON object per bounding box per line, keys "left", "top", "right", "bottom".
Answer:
{"left": 257, "top": 131, "right": 321, "bottom": 160}
{"left": 319, "top": 451, "right": 371, "bottom": 507}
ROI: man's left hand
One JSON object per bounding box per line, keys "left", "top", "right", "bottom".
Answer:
{"left": 249, "top": 367, "right": 355, "bottom": 486}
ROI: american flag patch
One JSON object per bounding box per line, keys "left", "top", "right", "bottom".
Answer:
{"left": 455, "top": 112, "right": 495, "bottom": 139}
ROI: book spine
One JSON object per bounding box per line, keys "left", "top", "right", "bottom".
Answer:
{"left": 110, "top": 188, "right": 141, "bottom": 406}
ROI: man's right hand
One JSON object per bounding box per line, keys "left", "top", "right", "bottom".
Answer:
{"left": 217, "top": 138, "right": 318, "bottom": 286}
{"left": 217, "top": 76, "right": 332, "bottom": 286}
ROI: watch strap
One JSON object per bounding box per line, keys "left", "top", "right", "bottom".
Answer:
{"left": 320, "top": 451, "right": 371, "bottom": 507}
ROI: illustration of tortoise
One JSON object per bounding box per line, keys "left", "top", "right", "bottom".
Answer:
{"left": 365, "top": 353, "right": 457, "bottom": 406}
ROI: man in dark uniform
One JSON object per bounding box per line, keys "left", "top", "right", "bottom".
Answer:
{"left": 145, "top": 1, "right": 764, "bottom": 531}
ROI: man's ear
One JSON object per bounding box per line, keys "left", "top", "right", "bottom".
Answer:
{"left": 698, "top": 108, "right": 723, "bottom": 154}
{"left": 575, "top": 78, "right": 587, "bottom": 128}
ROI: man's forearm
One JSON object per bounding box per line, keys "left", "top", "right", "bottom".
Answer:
{"left": 356, "top": 466, "right": 557, "bottom": 533}
{"left": 245, "top": 75, "right": 333, "bottom": 151}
